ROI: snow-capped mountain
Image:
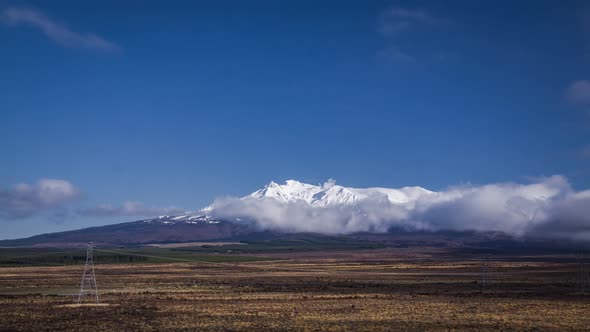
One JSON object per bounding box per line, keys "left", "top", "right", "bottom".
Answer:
{"left": 2, "top": 179, "right": 577, "bottom": 248}
{"left": 246, "top": 179, "right": 434, "bottom": 207}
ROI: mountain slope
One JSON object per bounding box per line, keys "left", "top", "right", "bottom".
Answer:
{"left": 0, "top": 215, "right": 249, "bottom": 247}
{"left": 0, "top": 212, "right": 581, "bottom": 250}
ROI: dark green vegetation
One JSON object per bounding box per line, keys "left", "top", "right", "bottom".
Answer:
{"left": 0, "top": 235, "right": 387, "bottom": 267}
{"left": 177, "top": 236, "right": 386, "bottom": 253}
{"left": 0, "top": 247, "right": 271, "bottom": 267}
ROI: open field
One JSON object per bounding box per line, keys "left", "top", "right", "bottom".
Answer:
{"left": 0, "top": 247, "right": 275, "bottom": 266}
{"left": 0, "top": 247, "right": 589, "bottom": 331}
{"left": 0, "top": 236, "right": 388, "bottom": 267}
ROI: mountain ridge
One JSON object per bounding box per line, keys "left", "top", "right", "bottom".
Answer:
{"left": 246, "top": 179, "right": 434, "bottom": 207}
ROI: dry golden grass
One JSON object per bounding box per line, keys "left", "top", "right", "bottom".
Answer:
{"left": 0, "top": 247, "right": 589, "bottom": 331}
{"left": 57, "top": 303, "right": 117, "bottom": 308}
{"left": 145, "top": 242, "right": 245, "bottom": 248}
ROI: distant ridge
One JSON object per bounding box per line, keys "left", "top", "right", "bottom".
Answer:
{"left": 0, "top": 213, "right": 583, "bottom": 251}
{"left": 0, "top": 215, "right": 248, "bottom": 247}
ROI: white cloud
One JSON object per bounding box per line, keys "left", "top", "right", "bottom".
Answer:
{"left": 565, "top": 80, "right": 590, "bottom": 105}
{"left": 0, "top": 179, "right": 80, "bottom": 219}
{"left": 1, "top": 7, "right": 120, "bottom": 52}
{"left": 322, "top": 178, "right": 337, "bottom": 189}
{"left": 78, "top": 201, "right": 186, "bottom": 217}
{"left": 208, "top": 176, "right": 590, "bottom": 241}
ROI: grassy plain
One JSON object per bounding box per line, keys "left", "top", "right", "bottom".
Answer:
{"left": 0, "top": 247, "right": 589, "bottom": 331}
{"left": 0, "top": 247, "right": 273, "bottom": 266}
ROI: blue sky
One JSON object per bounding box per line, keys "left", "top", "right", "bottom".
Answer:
{"left": 1, "top": 0, "right": 590, "bottom": 239}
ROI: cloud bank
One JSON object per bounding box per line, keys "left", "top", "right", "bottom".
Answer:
{"left": 78, "top": 201, "right": 186, "bottom": 217}
{"left": 0, "top": 179, "right": 79, "bottom": 219}
{"left": 1, "top": 7, "right": 120, "bottom": 52}
{"left": 208, "top": 176, "right": 590, "bottom": 242}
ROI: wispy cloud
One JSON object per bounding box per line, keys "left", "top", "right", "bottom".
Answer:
{"left": 1, "top": 7, "right": 120, "bottom": 52}
{"left": 580, "top": 144, "right": 590, "bottom": 159}
{"left": 379, "top": 7, "right": 448, "bottom": 36}
{"left": 377, "top": 7, "right": 448, "bottom": 64}
{"left": 377, "top": 46, "right": 416, "bottom": 63}
{"left": 565, "top": 80, "right": 590, "bottom": 105}
{"left": 0, "top": 179, "right": 80, "bottom": 219}
{"left": 78, "top": 201, "right": 186, "bottom": 217}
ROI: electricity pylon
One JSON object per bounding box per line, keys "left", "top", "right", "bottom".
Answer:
{"left": 479, "top": 256, "right": 491, "bottom": 290}
{"left": 576, "top": 251, "right": 590, "bottom": 295}
{"left": 77, "top": 242, "right": 99, "bottom": 303}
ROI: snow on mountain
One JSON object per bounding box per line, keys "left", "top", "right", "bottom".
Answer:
{"left": 244, "top": 179, "right": 435, "bottom": 207}
{"left": 249, "top": 180, "right": 322, "bottom": 203}
{"left": 143, "top": 214, "right": 221, "bottom": 225}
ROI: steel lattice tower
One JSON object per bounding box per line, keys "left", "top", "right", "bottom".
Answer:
{"left": 77, "top": 242, "right": 99, "bottom": 304}
{"left": 479, "top": 256, "right": 490, "bottom": 289}
{"left": 576, "top": 251, "right": 590, "bottom": 295}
